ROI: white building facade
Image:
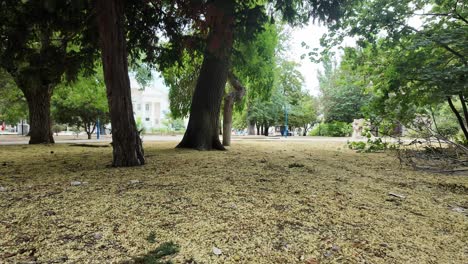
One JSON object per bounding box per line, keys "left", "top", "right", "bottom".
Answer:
{"left": 130, "top": 76, "right": 170, "bottom": 132}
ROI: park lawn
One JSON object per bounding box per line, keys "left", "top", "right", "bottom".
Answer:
{"left": 0, "top": 141, "right": 466, "bottom": 263}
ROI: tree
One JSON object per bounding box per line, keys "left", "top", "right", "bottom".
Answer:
{"left": 0, "top": 69, "right": 27, "bottom": 125}
{"left": 289, "top": 93, "right": 318, "bottom": 135}
{"left": 317, "top": 52, "right": 369, "bottom": 123}
{"left": 95, "top": 0, "right": 145, "bottom": 166}
{"left": 321, "top": 0, "right": 468, "bottom": 141}
{"left": 0, "top": 0, "right": 97, "bottom": 144}
{"left": 176, "top": 0, "right": 237, "bottom": 150}
{"left": 52, "top": 70, "right": 109, "bottom": 139}
{"left": 177, "top": 0, "right": 347, "bottom": 150}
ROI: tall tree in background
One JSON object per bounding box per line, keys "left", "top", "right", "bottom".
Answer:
{"left": 0, "top": 0, "right": 97, "bottom": 144}
{"left": 321, "top": 0, "right": 467, "bottom": 141}
{"left": 52, "top": 69, "right": 109, "bottom": 139}
{"left": 318, "top": 52, "right": 369, "bottom": 123}
{"left": 0, "top": 69, "right": 27, "bottom": 125}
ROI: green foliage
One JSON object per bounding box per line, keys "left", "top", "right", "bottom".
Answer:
{"left": 309, "top": 121, "right": 352, "bottom": 137}
{"left": 347, "top": 138, "right": 391, "bottom": 153}
{"left": 288, "top": 92, "right": 318, "bottom": 133}
{"left": 51, "top": 124, "right": 67, "bottom": 135}
{"left": 0, "top": 69, "right": 27, "bottom": 124}
{"left": 52, "top": 69, "right": 109, "bottom": 136}
{"left": 318, "top": 52, "right": 370, "bottom": 123}
{"left": 136, "top": 117, "right": 146, "bottom": 135}
{"left": 146, "top": 231, "right": 157, "bottom": 244}
{"left": 0, "top": 0, "right": 98, "bottom": 89}
{"left": 348, "top": 131, "right": 396, "bottom": 153}
{"left": 162, "top": 50, "right": 202, "bottom": 119}
{"left": 133, "top": 241, "right": 179, "bottom": 264}
{"left": 320, "top": 0, "right": 468, "bottom": 141}
{"left": 161, "top": 112, "right": 185, "bottom": 131}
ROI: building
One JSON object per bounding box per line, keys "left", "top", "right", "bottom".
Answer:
{"left": 130, "top": 74, "right": 170, "bottom": 132}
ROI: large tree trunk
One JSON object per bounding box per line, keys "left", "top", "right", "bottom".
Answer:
{"left": 177, "top": 0, "right": 235, "bottom": 150}
{"left": 223, "top": 95, "right": 234, "bottom": 146}
{"left": 24, "top": 87, "right": 54, "bottom": 144}
{"left": 447, "top": 96, "right": 468, "bottom": 141}
{"left": 459, "top": 93, "right": 468, "bottom": 127}
{"left": 264, "top": 123, "right": 269, "bottom": 136}
{"left": 223, "top": 72, "right": 246, "bottom": 146}
{"left": 96, "top": 0, "right": 144, "bottom": 166}
{"left": 247, "top": 119, "right": 256, "bottom": 135}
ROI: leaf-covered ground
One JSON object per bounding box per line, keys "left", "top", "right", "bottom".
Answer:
{"left": 0, "top": 141, "right": 467, "bottom": 263}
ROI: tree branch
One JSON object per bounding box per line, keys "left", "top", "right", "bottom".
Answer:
{"left": 447, "top": 96, "right": 468, "bottom": 141}
{"left": 459, "top": 93, "right": 468, "bottom": 127}
{"left": 227, "top": 71, "right": 246, "bottom": 101}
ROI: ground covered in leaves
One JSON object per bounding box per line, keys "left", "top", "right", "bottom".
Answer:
{"left": 0, "top": 140, "right": 467, "bottom": 263}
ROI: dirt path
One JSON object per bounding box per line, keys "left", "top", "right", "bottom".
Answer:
{"left": 0, "top": 141, "right": 466, "bottom": 263}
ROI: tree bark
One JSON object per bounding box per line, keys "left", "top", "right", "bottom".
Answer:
{"left": 96, "top": 0, "right": 144, "bottom": 166}
{"left": 24, "top": 87, "right": 54, "bottom": 144}
{"left": 447, "top": 96, "right": 468, "bottom": 141}
{"left": 256, "top": 123, "right": 260, "bottom": 135}
{"left": 177, "top": 0, "right": 235, "bottom": 150}
{"left": 222, "top": 72, "right": 246, "bottom": 146}
{"left": 223, "top": 94, "right": 234, "bottom": 146}
{"left": 247, "top": 119, "right": 256, "bottom": 135}
{"left": 459, "top": 93, "right": 468, "bottom": 127}
{"left": 264, "top": 123, "right": 269, "bottom": 136}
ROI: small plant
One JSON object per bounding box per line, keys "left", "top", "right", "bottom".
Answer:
{"left": 147, "top": 231, "right": 157, "bottom": 244}
{"left": 348, "top": 131, "right": 396, "bottom": 152}
{"left": 288, "top": 163, "right": 305, "bottom": 168}
{"left": 134, "top": 241, "right": 179, "bottom": 264}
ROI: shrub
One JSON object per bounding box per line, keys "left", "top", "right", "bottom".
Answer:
{"left": 348, "top": 132, "right": 397, "bottom": 152}
{"left": 309, "top": 121, "right": 352, "bottom": 137}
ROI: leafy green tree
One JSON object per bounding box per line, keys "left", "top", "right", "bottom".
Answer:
{"left": 0, "top": 69, "right": 27, "bottom": 125}
{"left": 321, "top": 0, "right": 468, "bottom": 141}
{"left": 289, "top": 93, "right": 318, "bottom": 135}
{"left": 52, "top": 70, "right": 109, "bottom": 139}
{"left": 0, "top": 0, "right": 98, "bottom": 144}
{"left": 175, "top": 0, "right": 347, "bottom": 150}
{"left": 161, "top": 112, "right": 185, "bottom": 132}
{"left": 318, "top": 52, "right": 369, "bottom": 123}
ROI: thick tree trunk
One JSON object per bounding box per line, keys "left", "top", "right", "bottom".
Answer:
{"left": 223, "top": 95, "right": 234, "bottom": 146}
{"left": 248, "top": 119, "right": 256, "bottom": 135}
{"left": 177, "top": 0, "right": 234, "bottom": 150}
{"left": 96, "top": 0, "right": 144, "bottom": 166}
{"left": 448, "top": 96, "right": 468, "bottom": 141}
{"left": 459, "top": 93, "right": 468, "bottom": 127}
{"left": 256, "top": 124, "right": 260, "bottom": 135}
{"left": 264, "top": 123, "right": 269, "bottom": 136}
{"left": 24, "top": 87, "right": 54, "bottom": 144}
{"left": 222, "top": 72, "right": 246, "bottom": 146}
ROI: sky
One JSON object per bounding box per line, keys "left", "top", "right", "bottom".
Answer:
{"left": 286, "top": 23, "right": 356, "bottom": 96}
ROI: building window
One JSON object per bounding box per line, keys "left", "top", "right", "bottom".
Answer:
{"left": 154, "top": 119, "right": 159, "bottom": 125}
{"left": 137, "top": 104, "right": 141, "bottom": 111}
{"left": 145, "top": 117, "right": 150, "bottom": 121}
{"left": 145, "top": 104, "right": 150, "bottom": 111}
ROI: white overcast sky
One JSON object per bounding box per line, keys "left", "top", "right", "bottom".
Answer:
{"left": 286, "top": 22, "right": 356, "bottom": 96}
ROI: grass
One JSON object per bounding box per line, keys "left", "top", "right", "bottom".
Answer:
{"left": 0, "top": 141, "right": 467, "bottom": 263}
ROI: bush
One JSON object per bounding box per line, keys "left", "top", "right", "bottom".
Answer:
{"left": 52, "top": 124, "right": 67, "bottom": 135}
{"left": 309, "top": 121, "right": 352, "bottom": 137}
{"left": 348, "top": 132, "right": 397, "bottom": 152}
